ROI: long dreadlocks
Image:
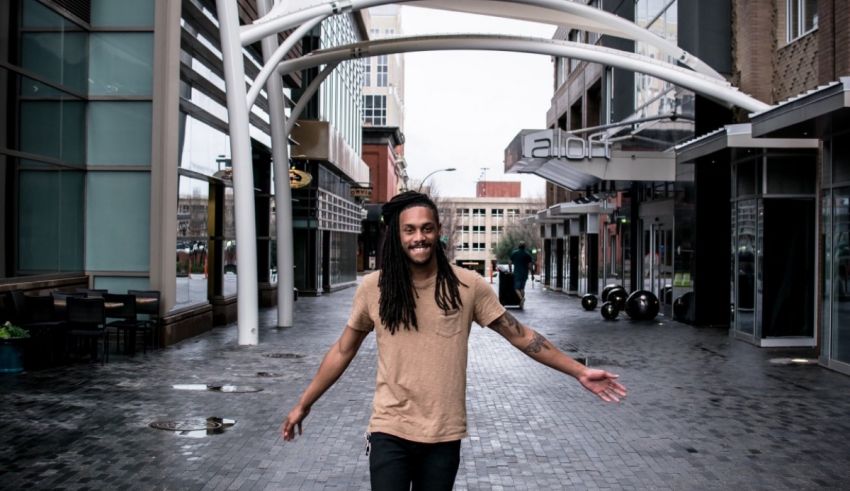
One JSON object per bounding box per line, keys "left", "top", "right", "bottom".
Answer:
{"left": 379, "top": 191, "right": 464, "bottom": 334}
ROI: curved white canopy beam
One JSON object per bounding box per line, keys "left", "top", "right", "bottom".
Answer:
{"left": 285, "top": 62, "right": 339, "bottom": 135}
{"left": 247, "top": 14, "right": 326, "bottom": 109}
{"left": 276, "top": 34, "right": 770, "bottom": 112}
{"left": 245, "top": 0, "right": 722, "bottom": 79}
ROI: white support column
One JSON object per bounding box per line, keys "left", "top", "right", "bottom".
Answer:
{"left": 258, "top": 0, "right": 295, "bottom": 328}
{"left": 216, "top": 0, "right": 259, "bottom": 345}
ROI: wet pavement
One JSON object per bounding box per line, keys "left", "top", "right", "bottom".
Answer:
{"left": 2, "top": 277, "right": 850, "bottom": 490}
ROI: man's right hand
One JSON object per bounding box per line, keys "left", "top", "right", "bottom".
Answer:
{"left": 282, "top": 404, "right": 310, "bottom": 441}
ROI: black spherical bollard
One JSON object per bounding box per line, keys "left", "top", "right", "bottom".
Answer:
{"left": 673, "top": 292, "right": 693, "bottom": 321}
{"left": 607, "top": 287, "right": 628, "bottom": 311}
{"left": 581, "top": 294, "right": 598, "bottom": 311}
{"left": 601, "top": 284, "right": 622, "bottom": 302}
{"left": 600, "top": 301, "right": 619, "bottom": 320}
{"left": 624, "top": 290, "right": 660, "bottom": 321}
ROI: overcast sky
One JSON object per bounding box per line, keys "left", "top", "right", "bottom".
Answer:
{"left": 399, "top": 6, "right": 556, "bottom": 198}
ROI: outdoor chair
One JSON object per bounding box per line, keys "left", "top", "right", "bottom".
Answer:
{"left": 104, "top": 293, "right": 148, "bottom": 355}
{"left": 66, "top": 296, "right": 108, "bottom": 364}
{"left": 128, "top": 290, "right": 161, "bottom": 349}
{"left": 75, "top": 288, "right": 108, "bottom": 298}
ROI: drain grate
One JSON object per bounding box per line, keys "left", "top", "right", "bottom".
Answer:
{"left": 262, "top": 353, "right": 304, "bottom": 359}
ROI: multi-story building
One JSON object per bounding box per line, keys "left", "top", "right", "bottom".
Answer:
{"left": 0, "top": 0, "right": 369, "bottom": 342}
{"left": 439, "top": 184, "right": 544, "bottom": 278}
{"left": 506, "top": 0, "right": 850, "bottom": 374}
{"left": 358, "top": 5, "right": 408, "bottom": 271}
{"left": 361, "top": 5, "right": 405, "bottom": 131}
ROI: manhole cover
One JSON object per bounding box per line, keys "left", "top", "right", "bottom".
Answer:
{"left": 206, "top": 385, "right": 264, "bottom": 393}
{"left": 150, "top": 419, "right": 222, "bottom": 432}
{"left": 262, "top": 353, "right": 304, "bottom": 359}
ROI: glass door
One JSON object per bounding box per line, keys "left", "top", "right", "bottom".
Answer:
{"left": 734, "top": 199, "right": 758, "bottom": 339}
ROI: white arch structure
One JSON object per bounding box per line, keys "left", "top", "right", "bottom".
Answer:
{"left": 215, "top": 0, "right": 770, "bottom": 345}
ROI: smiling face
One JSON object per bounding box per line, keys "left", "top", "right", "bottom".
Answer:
{"left": 398, "top": 205, "right": 441, "bottom": 269}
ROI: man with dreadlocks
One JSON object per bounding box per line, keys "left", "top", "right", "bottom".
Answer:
{"left": 282, "top": 191, "right": 627, "bottom": 490}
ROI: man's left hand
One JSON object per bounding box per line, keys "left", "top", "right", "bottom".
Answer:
{"left": 578, "top": 369, "right": 627, "bottom": 402}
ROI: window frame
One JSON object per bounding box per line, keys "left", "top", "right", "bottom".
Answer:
{"left": 786, "top": 0, "right": 818, "bottom": 43}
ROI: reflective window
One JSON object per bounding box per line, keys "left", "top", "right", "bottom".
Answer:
{"left": 223, "top": 187, "right": 237, "bottom": 296}
{"left": 787, "top": 0, "right": 818, "bottom": 42}
{"left": 17, "top": 162, "right": 84, "bottom": 274}
{"left": 377, "top": 55, "right": 388, "bottom": 87}
{"left": 89, "top": 33, "right": 154, "bottom": 96}
{"left": 91, "top": 0, "right": 155, "bottom": 28}
{"left": 176, "top": 176, "right": 209, "bottom": 307}
{"left": 85, "top": 171, "right": 151, "bottom": 271}
{"left": 87, "top": 101, "right": 153, "bottom": 165}
{"left": 19, "top": 98, "right": 85, "bottom": 166}
{"left": 832, "top": 189, "right": 850, "bottom": 363}
{"left": 362, "top": 94, "right": 386, "bottom": 126}
{"left": 20, "top": 0, "right": 88, "bottom": 93}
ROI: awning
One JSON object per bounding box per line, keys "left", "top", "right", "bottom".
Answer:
{"left": 675, "top": 123, "right": 818, "bottom": 164}
{"left": 750, "top": 77, "right": 850, "bottom": 138}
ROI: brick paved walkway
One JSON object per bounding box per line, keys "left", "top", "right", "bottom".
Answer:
{"left": 2, "top": 277, "right": 850, "bottom": 490}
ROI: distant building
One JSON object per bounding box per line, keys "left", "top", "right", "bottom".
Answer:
{"left": 476, "top": 181, "right": 521, "bottom": 198}
{"left": 438, "top": 196, "right": 545, "bottom": 278}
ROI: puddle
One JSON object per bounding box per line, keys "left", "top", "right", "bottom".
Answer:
{"left": 172, "top": 384, "right": 264, "bottom": 393}
{"left": 262, "top": 353, "right": 304, "bottom": 359}
{"left": 769, "top": 358, "right": 818, "bottom": 366}
{"left": 150, "top": 417, "right": 236, "bottom": 437}
{"left": 255, "top": 371, "right": 283, "bottom": 378}
{"left": 207, "top": 385, "right": 263, "bottom": 393}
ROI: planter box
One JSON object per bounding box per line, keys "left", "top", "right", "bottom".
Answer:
{"left": 0, "top": 339, "right": 26, "bottom": 374}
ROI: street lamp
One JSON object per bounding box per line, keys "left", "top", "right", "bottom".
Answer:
{"left": 417, "top": 167, "right": 457, "bottom": 193}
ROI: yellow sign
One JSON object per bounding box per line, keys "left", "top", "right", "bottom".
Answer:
{"left": 351, "top": 187, "right": 372, "bottom": 198}
{"left": 289, "top": 169, "right": 312, "bottom": 189}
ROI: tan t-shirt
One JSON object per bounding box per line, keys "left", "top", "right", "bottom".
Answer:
{"left": 347, "top": 265, "right": 506, "bottom": 443}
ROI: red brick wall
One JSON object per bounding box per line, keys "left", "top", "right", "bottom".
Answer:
{"left": 476, "top": 181, "right": 521, "bottom": 198}
{"left": 774, "top": 31, "right": 819, "bottom": 102}
{"left": 819, "top": 0, "right": 850, "bottom": 83}
{"left": 362, "top": 144, "right": 399, "bottom": 204}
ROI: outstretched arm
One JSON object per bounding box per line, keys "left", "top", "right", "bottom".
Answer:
{"left": 281, "top": 326, "right": 369, "bottom": 440}
{"left": 487, "top": 312, "right": 627, "bottom": 402}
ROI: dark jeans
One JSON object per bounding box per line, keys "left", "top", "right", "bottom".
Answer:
{"left": 369, "top": 432, "right": 461, "bottom": 491}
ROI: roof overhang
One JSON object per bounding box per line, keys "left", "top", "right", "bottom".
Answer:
{"left": 675, "top": 123, "right": 818, "bottom": 164}
{"left": 529, "top": 202, "right": 604, "bottom": 225}
{"left": 750, "top": 77, "right": 850, "bottom": 139}
{"left": 505, "top": 129, "right": 676, "bottom": 189}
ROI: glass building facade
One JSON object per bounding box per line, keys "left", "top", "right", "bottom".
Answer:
{"left": 1, "top": 0, "right": 367, "bottom": 340}
{"left": 1, "top": 0, "right": 154, "bottom": 293}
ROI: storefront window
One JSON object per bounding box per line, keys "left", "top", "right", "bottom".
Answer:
{"left": 223, "top": 187, "right": 237, "bottom": 297}
{"left": 176, "top": 176, "right": 209, "bottom": 307}
{"left": 831, "top": 189, "right": 850, "bottom": 364}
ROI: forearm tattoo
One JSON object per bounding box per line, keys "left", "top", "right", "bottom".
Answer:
{"left": 491, "top": 312, "right": 523, "bottom": 336}
{"left": 522, "top": 331, "right": 551, "bottom": 355}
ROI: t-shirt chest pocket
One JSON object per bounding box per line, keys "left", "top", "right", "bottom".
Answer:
{"left": 435, "top": 308, "right": 463, "bottom": 338}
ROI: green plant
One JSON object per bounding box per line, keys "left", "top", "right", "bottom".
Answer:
{"left": 0, "top": 321, "right": 30, "bottom": 340}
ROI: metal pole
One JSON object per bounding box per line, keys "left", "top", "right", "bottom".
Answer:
{"left": 258, "top": 0, "right": 295, "bottom": 328}
{"left": 217, "top": 0, "right": 259, "bottom": 345}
